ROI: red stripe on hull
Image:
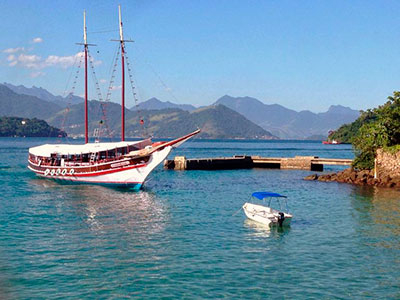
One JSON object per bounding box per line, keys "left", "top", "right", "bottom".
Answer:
{"left": 28, "top": 162, "right": 147, "bottom": 177}
{"left": 73, "top": 163, "right": 146, "bottom": 177}
{"left": 53, "top": 177, "right": 141, "bottom": 185}
{"left": 36, "top": 174, "right": 143, "bottom": 188}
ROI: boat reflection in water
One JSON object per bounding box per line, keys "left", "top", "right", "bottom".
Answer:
{"left": 80, "top": 187, "right": 167, "bottom": 234}
{"left": 243, "top": 219, "right": 272, "bottom": 238}
{"left": 244, "top": 217, "right": 291, "bottom": 235}
{"left": 30, "top": 178, "right": 168, "bottom": 238}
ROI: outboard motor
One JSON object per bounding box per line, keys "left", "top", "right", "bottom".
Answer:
{"left": 277, "top": 212, "right": 285, "bottom": 227}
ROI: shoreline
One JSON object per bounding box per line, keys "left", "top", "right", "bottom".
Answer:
{"left": 304, "top": 168, "right": 400, "bottom": 188}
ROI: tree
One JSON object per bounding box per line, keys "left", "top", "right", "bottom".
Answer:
{"left": 352, "top": 91, "right": 400, "bottom": 169}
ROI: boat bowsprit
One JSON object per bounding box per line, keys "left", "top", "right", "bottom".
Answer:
{"left": 242, "top": 192, "right": 292, "bottom": 227}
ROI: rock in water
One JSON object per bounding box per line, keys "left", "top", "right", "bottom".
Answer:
{"left": 304, "top": 174, "right": 319, "bottom": 181}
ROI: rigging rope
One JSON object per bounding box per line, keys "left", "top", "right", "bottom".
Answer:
{"left": 105, "top": 44, "right": 120, "bottom": 103}
{"left": 132, "top": 43, "right": 182, "bottom": 104}
{"left": 87, "top": 48, "right": 113, "bottom": 141}
{"left": 130, "top": 43, "right": 202, "bottom": 132}
{"left": 60, "top": 48, "right": 84, "bottom": 142}
{"left": 124, "top": 48, "right": 148, "bottom": 138}
{"left": 88, "top": 29, "right": 119, "bottom": 34}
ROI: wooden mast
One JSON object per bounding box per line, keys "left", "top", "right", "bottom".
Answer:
{"left": 83, "top": 10, "right": 89, "bottom": 144}
{"left": 119, "top": 5, "right": 125, "bottom": 142}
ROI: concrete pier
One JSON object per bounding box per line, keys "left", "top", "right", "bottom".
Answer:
{"left": 164, "top": 155, "right": 352, "bottom": 171}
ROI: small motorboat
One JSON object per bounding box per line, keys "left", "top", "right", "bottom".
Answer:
{"left": 242, "top": 192, "right": 292, "bottom": 227}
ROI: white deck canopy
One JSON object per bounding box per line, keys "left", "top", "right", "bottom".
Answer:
{"left": 29, "top": 140, "right": 149, "bottom": 157}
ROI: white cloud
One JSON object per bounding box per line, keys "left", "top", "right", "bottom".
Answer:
{"left": 30, "top": 71, "right": 45, "bottom": 78}
{"left": 16, "top": 54, "right": 42, "bottom": 69}
{"left": 32, "top": 37, "right": 43, "bottom": 43}
{"left": 3, "top": 47, "right": 25, "bottom": 54}
{"left": 99, "top": 79, "right": 107, "bottom": 84}
{"left": 110, "top": 85, "right": 122, "bottom": 90}
{"left": 6, "top": 51, "right": 102, "bottom": 70}
{"left": 45, "top": 52, "right": 84, "bottom": 69}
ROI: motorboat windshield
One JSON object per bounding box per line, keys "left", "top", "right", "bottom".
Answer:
{"left": 251, "top": 191, "right": 289, "bottom": 213}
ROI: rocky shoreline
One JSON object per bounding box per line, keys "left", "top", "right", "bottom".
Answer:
{"left": 304, "top": 168, "right": 400, "bottom": 188}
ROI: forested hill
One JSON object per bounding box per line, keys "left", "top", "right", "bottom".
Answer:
{"left": 0, "top": 84, "right": 276, "bottom": 139}
{"left": 136, "top": 104, "right": 277, "bottom": 139}
{"left": 330, "top": 91, "right": 400, "bottom": 169}
{"left": 2, "top": 83, "right": 362, "bottom": 139}
{"left": 48, "top": 102, "right": 277, "bottom": 139}
{"left": 0, "top": 117, "right": 66, "bottom": 137}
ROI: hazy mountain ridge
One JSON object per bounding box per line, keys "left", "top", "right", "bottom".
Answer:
{"left": 0, "top": 85, "right": 276, "bottom": 139}
{"left": 215, "top": 95, "right": 360, "bottom": 138}
{"left": 2, "top": 83, "right": 84, "bottom": 108}
{"left": 131, "top": 97, "right": 196, "bottom": 112}
{"left": 1, "top": 83, "right": 360, "bottom": 139}
{"left": 0, "top": 85, "right": 62, "bottom": 120}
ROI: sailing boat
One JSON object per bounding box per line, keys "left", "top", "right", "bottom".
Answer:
{"left": 27, "top": 7, "right": 200, "bottom": 190}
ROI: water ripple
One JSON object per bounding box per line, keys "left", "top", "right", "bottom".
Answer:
{"left": 0, "top": 139, "right": 399, "bottom": 299}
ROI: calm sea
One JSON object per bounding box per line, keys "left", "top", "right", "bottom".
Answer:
{"left": 0, "top": 138, "right": 399, "bottom": 299}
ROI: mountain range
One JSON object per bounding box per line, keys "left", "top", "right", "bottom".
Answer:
{"left": 0, "top": 84, "right": 62, "bottom": 120}
{"left": 133, "top": 95, "right": 360, "bottom": 138}
{"left": 0, "top": 82, "right": 360, "bottom": 139}
{"left": 3, "top": 82, "right": 84, "bottom": 108}
{"left": 131, "top": 97, "right": 196, "bottom": 112}
{"left": 0, "top": 84, "right": 275, "bottom": 139}
{"left": 214, "top": 95, "right": 360, "bottom": 139}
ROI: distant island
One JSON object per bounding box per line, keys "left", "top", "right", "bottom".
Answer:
{"left": 0, "top": 117, "right": 66, "bottom": 137}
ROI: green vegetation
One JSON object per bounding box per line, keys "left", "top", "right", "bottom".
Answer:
{"left": 329, "top": 108, "right": 378, "bottom": 144}
{"left": 126, "top": 105, "right": 277, "bottom": 139}
{"left": 329, "top": 119, "right": 363, "bottom": 143}
{"left": 48, "top": 101, "right": 277, "bottom": 139}
{"left": 384, "top": 144, "right": 400, "bottom": 155}
{"left": 332, "top": 91, "right": 400, "bottom": 169}
{"left": 0, "top": 117, "right": 66, "bottom": 137}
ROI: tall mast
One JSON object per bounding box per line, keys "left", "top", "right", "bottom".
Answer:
{"left": 84, "top": 10, "right": 89, "bottom": 144}
{"left": 119, "top": 5, "right": 125, "bottom": 141}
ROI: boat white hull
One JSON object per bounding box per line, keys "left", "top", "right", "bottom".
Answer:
{"left": 28, "top": 129, "right": 200, "bottom": 190}
{"left": 242, "top": 202, "right": 292, "bottom": 227}
{"left": 30, "top": 146, "right": 172, "bottom": 190}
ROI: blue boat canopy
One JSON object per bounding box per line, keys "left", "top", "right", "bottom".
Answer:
{"left": 252, "top": 192, "right": 287, "bottom": 199}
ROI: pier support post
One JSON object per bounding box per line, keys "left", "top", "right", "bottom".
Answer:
{"left": 174, "top": 156, "right": 187, "bottom": 170}
{"left": 281, "top": 156, "right": 317, "bottom": 170}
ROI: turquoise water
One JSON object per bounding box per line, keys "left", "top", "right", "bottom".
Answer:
{"left": 0, "top": 138, "right": 399, "bottom": 299}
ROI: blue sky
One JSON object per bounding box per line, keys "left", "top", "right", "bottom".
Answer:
{"left": 1, "top": 0, "right": 400, "bottom": 112}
